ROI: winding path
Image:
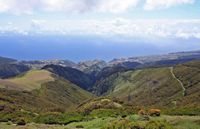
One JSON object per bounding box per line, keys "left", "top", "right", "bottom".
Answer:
{"left": 170, "top": 67, "right": 186, "bottom": 97}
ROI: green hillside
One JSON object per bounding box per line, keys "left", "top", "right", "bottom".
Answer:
{"left": 173, "top": 61, "right": 200, "bottom": 107}
{"left": 0, "top": 70, "right": 93, "bottom": 115}
{"left": 94, "top": 61, "right": 200, "bottom": 109}
{"left": 42, "top": 65, "right": 94, "bottom": 91}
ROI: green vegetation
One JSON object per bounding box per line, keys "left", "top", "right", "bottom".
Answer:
{"left": 34, "top": 112, "right": 86, "bottom": 125}
{"left": 162, "top": 115, "right": 200, "bottom": 129}
{"left": 1, "top": 60, "right": 200, "bottom": 128}
{"left": 0, "top": 77, "right": 93, "bottom": 115}
{"left": 173, "top": 61, "right": 200, "bottom": 107}
{"left": 103, "top": 119, "right": 173, "bottom": 129}
{"left": 164, "top": 107, "right": 200, "bottom": 116}
{"left": 1, "top": 98, "right": 200, "bottom": 129}
{"left": 94, "top": 61, "right": 200, "bottom": 111}
{"left": 1, "top": 113, "right": 199, "bottom": 129}
{"left": 95, "top": 67, "right": 183, "bottom": 107}
{"left": 43, "top": 65, "right": 94, "bottom": 91}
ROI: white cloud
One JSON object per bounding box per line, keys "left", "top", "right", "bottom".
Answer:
{"left": 0, "top": 0, "right": 139, "bottom": 14}
{"left": 1, "top": 18, "right": 200, "bottom": 39}
{"left": 42, "top": 0, "right": 139, "bottom": 13}
{"left": 25, "top": 19, "right": 200, "bottom": 39}
{"left": 0, "top": 1, "right": 9, "bottom": 12}
{"left": 144, "top": 0, "right": 195, "bottom": 10}
{"left": 0, "top": 0, "right": 197, "bottom": 14}
{"left": 97, "top": 0, "right": 139, "bottom": 13}
{"left": 31, "top": 19, "right": 46, "bottom": 29}
{"left": 0, "top": 0, "right": 40, "bottom": 15}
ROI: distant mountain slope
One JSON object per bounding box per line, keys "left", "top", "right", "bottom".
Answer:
{"left": 76, "top": 50, "right": 200, "bottom": 80}
{"left": 0, "top": 63, "right": 30, "bottom": 78}
{"left": 0, "top": 56, "right": 17, "bottom": 64}
{"left": 42, "top": 65, "right": 94, "bottom": 91}
{"left": 0, "top": 56, "right": 30, "bottom": 78}
{"left": 0, "top": 70, "right": 93, "bottom": 113}
{"left": 109, "top": 50, "right": 200, "bottom": 66}
{"left": 22, "top": 59, "right": 76, "bottom": 69}
{"left": 77, "top": 60, "right": 107, "bottom": 78}
{"left": 94, "top": 60, "right": 200, "bottom": 108}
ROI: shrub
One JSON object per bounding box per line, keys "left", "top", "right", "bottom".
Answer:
{"left": 121, "top": 114, "right": 127, "bottom": 118}
{"left": 6, "top": 121, "right": 12, "bottom": 125}
{"left": 34, "top": 112, "right": 62, "bottom": 124}
{"left": 146, "top": 120, "right": 174, "bottom": 129}
{"left": 138, "top": 109, "right": 146, "bottom": 116}
{"left": 0, "top": 113, "right": 12, "bottom": 122}
{"left": 16, "top": 119, "right": 26, "bottom": 126}
{"left": 76, "top": 125, "right": 84, "bottom": 128}
{"left": 129, "top": 114, "right": 141, "bottom": 121}
{"left": 164, "top": 108, "right": 200, "bottom": 116}
{"left": 138, "top": 115, "right": 150, "bottom": 121}
{"left": 103, "top": 119, "right": 131, "bottom": 129}
{"left": 103, "top": 119, "right": 174, "bottom": 129}
{"left": 0, "top": 105, "right": 5, "bottom": 111}
{"left": 89, "top": 109, "right": 127, "bottom": 118}
{"left": 148, "top": 109, "right": 161, "bottom": 117}
{"left": 103, "top": 119, "right": 146, "bottom": 129}
{"left": 34, "top": 112, "right": 85, "bottom": 125}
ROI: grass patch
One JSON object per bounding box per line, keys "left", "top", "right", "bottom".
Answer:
{"left": 34, "top": 112, "right": 87, "bottom": 125}
{"left": 66, "top": 117, "right": 116, "bottom": 129}
{"left": 164, "top": 108, "right": 200, "bottom": 116}
{"left": 0, "top": 70, "right": 54, "bottom": 91}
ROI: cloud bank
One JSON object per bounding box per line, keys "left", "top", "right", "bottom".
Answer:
{"left": 1, "top": 19, "right": 200, "bottom": 39}
{"left": 144, "top": 0, "right": 195, "bottom": 10}
{"left": 0, "top": 0, "right": 196, "bottom": 14}
{"left": 0, "top": 0, "right": 139, "bottom": 14}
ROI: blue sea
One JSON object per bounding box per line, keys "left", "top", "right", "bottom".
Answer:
{"left": 0, "top": 34, "right": 199, "bottom": 62}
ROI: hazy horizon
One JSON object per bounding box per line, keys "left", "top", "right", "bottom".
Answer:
{"left": 0, "top": 35, "right": 200, "bottom": 62}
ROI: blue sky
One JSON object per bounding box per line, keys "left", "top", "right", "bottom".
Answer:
{"left": 0, "top": 0, "right": 200, "bottom": 61}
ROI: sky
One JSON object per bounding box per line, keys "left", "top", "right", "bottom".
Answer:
{"left": 0, "top": 0, "right": 200, "bottom": 61}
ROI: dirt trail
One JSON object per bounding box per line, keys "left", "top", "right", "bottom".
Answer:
{"left": 170, "top": 67, "right": 186, "bottom": 96}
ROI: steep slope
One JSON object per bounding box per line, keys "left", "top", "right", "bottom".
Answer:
{"left": 0, "top": 56, "right": 30, "bottom": 78}
{"left": 173, "top": 61, "right": 200, "bottom": 107}
{"left": 95, "top": 60, "right": 200, "bottom": 108}
{"left": 95, "top": 65, "right": 128, "bottom": 81}
{"left": 42, "top": 65, "right": 94, "bottom": 91}
{"left": 0, "top": 56, "right": 17, "bottom": 64}
{"left": 0, "top": 70, "right": 93, "bottom": 113}
{"left": 77, "top": 60, "right": 107, "bottom": 79}
{"left": 0, "top": 63, "right": 30, "bottom": 78}
{"left": 94, "top": 67, "right": 183, "bottom": 107}
{"left": 170, "top": 67, "right": 186, "bottom": 96}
